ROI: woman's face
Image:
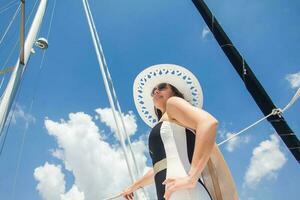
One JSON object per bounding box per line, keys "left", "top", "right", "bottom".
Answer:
{"left": 151, "top": 83, "right": 174, "bottom": 111}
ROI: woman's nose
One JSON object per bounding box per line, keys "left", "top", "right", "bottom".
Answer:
{"left": 153, "top": 89, "right": 160, "bottom": 95}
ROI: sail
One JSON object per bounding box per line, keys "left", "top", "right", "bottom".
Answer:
{"left": 0, "top": 0, "right": 48, "bottom": 136}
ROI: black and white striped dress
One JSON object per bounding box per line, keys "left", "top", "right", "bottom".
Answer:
{"left": 149, "top": 121, "right": 212, "bottom": 200}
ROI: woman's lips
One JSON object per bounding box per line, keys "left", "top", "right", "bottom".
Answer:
{"left": 153, "top": 95, "right": 163, "bottom": 100}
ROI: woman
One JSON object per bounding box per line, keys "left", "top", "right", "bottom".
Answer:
{"left": 123, "top": 64, "right": 238, "bottom": 200}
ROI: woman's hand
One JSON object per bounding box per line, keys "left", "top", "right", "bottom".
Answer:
{"left": 162, "top": 175, "right": 197, "bottom": 200}
{"left": 122, "top": 186, "right": 136, "bottom": 200}
{"left": 122, "top": 168, "right": 154, "bottom": 199}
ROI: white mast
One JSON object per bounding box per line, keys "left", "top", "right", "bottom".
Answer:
{"left": 0, "top": 0, "right": 48, "bottom": 135}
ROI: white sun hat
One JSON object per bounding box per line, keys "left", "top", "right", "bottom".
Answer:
{"left": 133, "top": 64, "right": 204, "bottom": 128}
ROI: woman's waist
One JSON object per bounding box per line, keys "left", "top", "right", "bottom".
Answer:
{"left": 153, "top": 157, "right": 190, "bottom": 177}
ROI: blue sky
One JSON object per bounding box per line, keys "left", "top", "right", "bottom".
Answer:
{"left": 0, "top": 0, "right": 299, "bottom": 199}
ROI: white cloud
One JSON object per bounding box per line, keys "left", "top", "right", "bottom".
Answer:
{"left": 286, "top": 71, "right": 300, "bottom": 89}
{"left": 224, "top": 132, "right": 250, "bottom": 152}
{"left": 218, "top": 128, "right": 250, "bottom": 152}
{"left": 34, "top": 109, "right": 154, "bottom": 200}
{"left": 95, "top": 108, "right": 137, "bottom": 140}
{"left": 244, "top": 134, "right": 287, "bottom": 187}
{"left": 61, "top": 185, "right": 85, "bottom": 200}
{"left": 11, "top": 103, "right": 36, "bottom": 124}
{"left": 33, "top": 162, "right": 65, "bottom": 200}
{"left": 51, "top": 149, "right": 65, "bottom": 160}
{"left": 34, "top": 163, "right": 85, "bottom": 200}
{"left": 202, "top": 26, "right": 210, "bottom": 39}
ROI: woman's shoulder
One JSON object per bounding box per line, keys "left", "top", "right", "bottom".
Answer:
{"left": 166, "top": 96, "right": 189, "bottom": 107}
{"left": 166, "top": 96, "right": 194, "bottom": 115}
{"left": 159, "top": 113, "right": 190, "bottom": 129}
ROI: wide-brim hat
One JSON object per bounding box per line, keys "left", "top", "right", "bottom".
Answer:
{"left": 133, "top": 64, "right": 203, "bottom": 128}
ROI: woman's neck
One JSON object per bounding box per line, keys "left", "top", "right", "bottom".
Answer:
{"left": 159, "top": 112, "right": 169, "bottom": 122}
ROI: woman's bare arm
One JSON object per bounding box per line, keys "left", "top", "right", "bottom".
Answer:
{"left": 166, "top": 96, "right": 218, "bottom": 183}
{"left": 122, "top": 168, "right": 154, "bottom": 199}
{"left": 132, "top": 168, "right": 155, "bottom": 189}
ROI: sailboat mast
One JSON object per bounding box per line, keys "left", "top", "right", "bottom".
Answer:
{"left": 0, "top": 0, "right": 48, "bottom": 135}
{"left": 191, "top": 0, "right": 300, "bottom": 163}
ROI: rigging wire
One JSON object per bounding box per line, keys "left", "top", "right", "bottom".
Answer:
{"left": 9, "top": 1, "right": 57, "bottom": 199}
{"left": 82, "top": 0, "right": 148, "bottom": 199}
{"left": 82, "top": 0, "right": 136, "bottom": 181}
{"left": 84, "top": 0, "right": 141, "bottom": 180}
{"left": 83, "top": 0, "right": 146, "bottom": 198}
{"left": 0, "top": 0, "right": 18, "bottom": 15}
{"left": 0, "top": 0, "right": 40, "bottom": 152}
{"left": 102, "top": 34, "right": 143, "bottom": 183}
{"left": 0, "top": 39, "right": 19, "bottom": 90}
{"left": 105, "top": 54, "right": 148, "bottom": 199}
{"left": 0, "top": 90, "right": 20, "bottom": 155}
{"left": 0, "top": 0, "right": 40, "bottom": 90}
{"left": 218, "top": 88, "right": 300, "bottom": 146}
{"left": 0, "top": 3, "right": 21, "bottom": 47}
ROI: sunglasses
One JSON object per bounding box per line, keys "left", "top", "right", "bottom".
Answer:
{"left": 151, "top": 83, "right": 168, "bottom": 96}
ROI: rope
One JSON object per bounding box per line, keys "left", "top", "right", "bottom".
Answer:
{"left": 218, "top": 88, "right": 300, "bottom": 146}
{"left": 0, "top": 0, "right": 18, "bottom": 15}
{"left": 0, "top": 3, "right": 21, "bottom": 46}
{"left": 282, "top": 88, "right": 300, "bottom": 113}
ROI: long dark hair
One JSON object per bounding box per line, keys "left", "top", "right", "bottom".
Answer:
{"left": 154, "top": 83, "right": 184, "bottom": 121}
